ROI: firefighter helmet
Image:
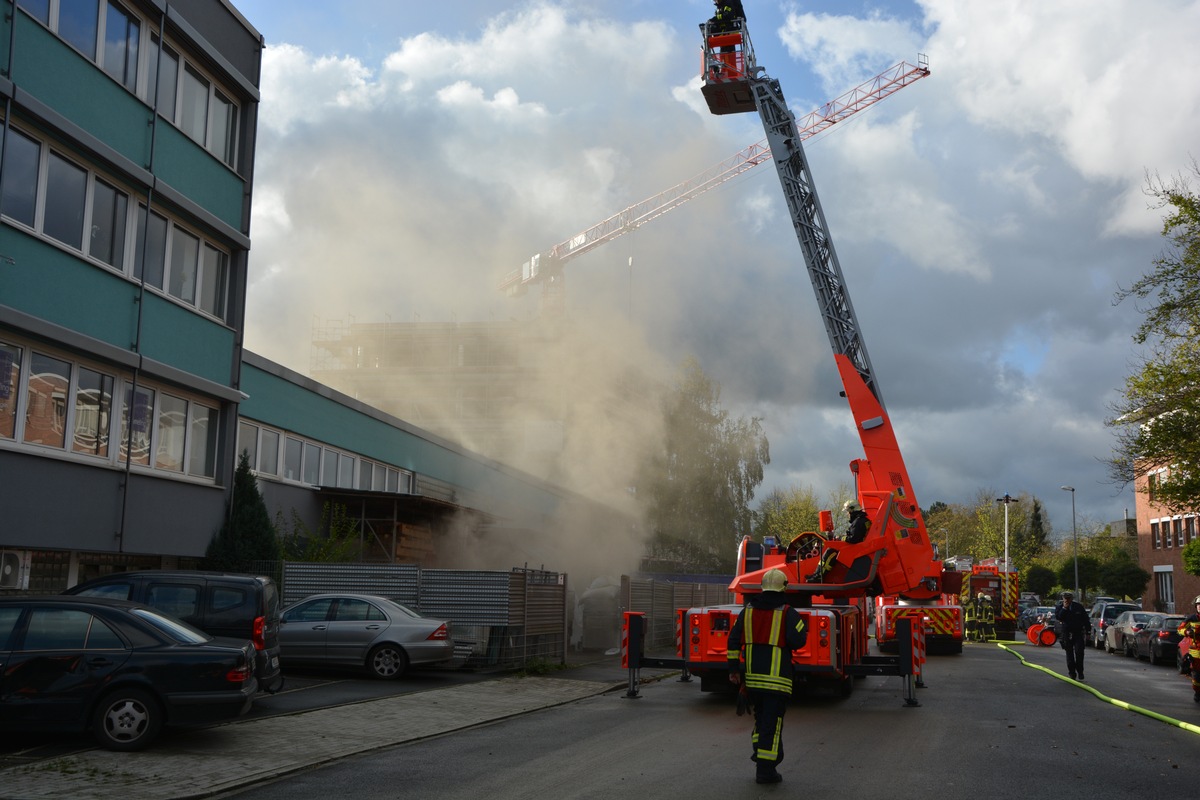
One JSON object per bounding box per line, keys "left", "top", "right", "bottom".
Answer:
{"left": 1193, "top": 595, "right": 1200, "bottom": 606}
{"left": 1062, "top": 590, "right": 1074, "bottom": 600}
{"left": 844, "top": 500, "right": 862, "bottom": 514}
{"left": 761, "top": 568, "right": 788, "bottom": 592}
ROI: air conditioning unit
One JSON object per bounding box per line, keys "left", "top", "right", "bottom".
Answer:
{"left": 0, "top": 550, "right": 30, "bottom": 589}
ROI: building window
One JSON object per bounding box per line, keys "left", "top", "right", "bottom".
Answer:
{"left": 16, "top": 0, "right": 50, "bottom": 25}
{"left": 72, "top": 366, "right": 113, "bottom": 457}
{"left": 321, "top": 448, "right": 338, "bottom": 486}
{"left": 2, "top": 337, "right": 219, "bottom": 480}
{"left": 59, "top": 0, "right": 100, "bottom": 60}
{"left": 258, "top": 428, "right": 279, "bottom": 475}
{"left": 1175, "top": 518, "right": 1185, "bottom": 548}
{"left": 24, "top": 352, "right": 71, "bottom": 449}
{"left": 211, "top": 90, "right": 238, "bottom": 166}
{"left": 303, "top": 442, "right": 320, "bottom": 485}
{"left": 357, "top": 460, "right": 373, "bottom": 490}
{"left": 0, "top": 343, "right": 22, "bottom": 439}
{"left": 200, "top": 244, "right": 228, "bottom": 318}
{"left": 284, "top": 437, "right": 302, "bottom": 481}
{"left": 134, "top": 205, "right": 168, "bottom": 287}
{"left": 147, "top": 35, "right": 179, "bottom": 118}
{"left": 188, "top": 403, "right": 218, "bottom": 478}
{"left": 89, "top": 178, "right": 129, "bottom": 268}
{"left": 120, "top": 383, "right": 154, "bottom": 466}
{"left": 44, "top": 151, "right": 89, "bottom": 249}
{"left": 180, "top": 64, "right": 210, "bottom": 146}
{"left": 102, "top": 1, "right": 140, "bottom": 91}
{"left": 1152, "top": 521, "right": 1161, "bottom": 549}
{"left": 237, "top": 421, "right": 259, "bottom": 466}
{"left": 168, "top": 227, "right": 199, "bottom": 304}
{"left": 155, "top": 392, "right": 187, "bottom": 471}
{"left": 1187, "top": 517, "right": 1196, "bottom": 545}
{"left": 0, "top": 127, "right": 41, "bottom": 227}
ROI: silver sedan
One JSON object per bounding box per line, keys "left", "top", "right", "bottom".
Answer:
{"left": 278, "top": 594, "right": 455, "bottom": 679}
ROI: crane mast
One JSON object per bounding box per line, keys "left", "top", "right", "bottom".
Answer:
{"left": 700, "top": 19, "right": 942, "bottom": 602}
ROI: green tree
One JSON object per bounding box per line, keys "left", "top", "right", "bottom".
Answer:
{"left": 277, "top": 502, "right": 361, "bottom": 562}
{"left": 1058, "top": 555, "right": 1101, "bottom": 598}
{"left": 1023, "top": 564, "right": 1057, "bottom": 600}
{"left": 1183, "top": 538, "right": 1200, "bottom": 576}
{"left": 756, "top": 485, "right": 822, "bottom": 544}
{"left": 1099, "top": 556, "right": 1151, "bottom": 601}
{"left": 1109, "top": 163, "right": 1200, "bottom": 512}
{"left": 640, "top": 357, "right": 770, "bottom": 573}
{"left": 207, "top": 452, "right": 281, "bottom": 569}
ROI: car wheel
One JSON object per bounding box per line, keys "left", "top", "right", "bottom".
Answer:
{"left": 1123, "top": 640, "right": 1134, "bottom": 657}
{"left": 1148, "top": 646, "right": 1158, "bottom": 665}
{"left": 92, "top": 687, "right": 162, "bottom": 751}
{"left": 367, "top": 643, "right": 409, "bottom": 680}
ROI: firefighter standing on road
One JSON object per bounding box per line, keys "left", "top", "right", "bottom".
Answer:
{"left": 1177, "top": 595, "right": 1200, "bottom": 703}
{"left": 727, "top": 568, "right": 807, "bottom": 784}
{"left": 1053, "top": 590, "right": 1091, "bottom": 681}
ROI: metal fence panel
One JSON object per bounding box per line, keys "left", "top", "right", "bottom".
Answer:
{"left": 282, "top": 562, "right": 419, "bottom": 606}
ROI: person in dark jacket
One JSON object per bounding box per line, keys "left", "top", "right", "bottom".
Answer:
{"left": 727, "top": 568, "right": 807, "bottom": 784}
{"left": 1053, "top": 590, "right": 1091, "bottom": 680}
{"left": 709, "top": 0, "right": 747, "bottom": 32}
{"left": 843, "top": 499, "right": 870, "bottom": 544}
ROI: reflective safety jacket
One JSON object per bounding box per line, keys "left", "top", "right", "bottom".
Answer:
{"left": 727, "top": 592, "right": 807, "bottom": 694}
{"left": 1179, "top": 613, "right": 1200, "bottom": 657}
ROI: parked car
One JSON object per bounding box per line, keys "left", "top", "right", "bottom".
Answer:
{"left": 1179, "top": 633, "right": 1194, "bottom": 674}
{"left": 1089, "top": 601, "right": 1140, "bottom": 648}
{"left": 0, "top": 595, "right": 256, "bottom": 751}
{"left": 278, "top": 593, "right": 455, "bottom": 679}
{"left": 64, "top": 570, "right": 283, "bottom": 692}
{"left": 1104, "top": 610, "right": 1155, "bottom": 656}
{"left": 1018, "top": 606, "right": 1055, "bottom": 632}
{"left": 1132, "top": 614, "right": 1186, "bottom": 665}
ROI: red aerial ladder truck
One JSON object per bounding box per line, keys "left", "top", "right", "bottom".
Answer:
{"left": 625, "top": 19, "right": 960, "bottom": 701}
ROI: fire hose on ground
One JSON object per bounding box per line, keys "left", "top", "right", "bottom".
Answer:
{"left": 997, "top": 640, "right": 1200, "bottom": 736}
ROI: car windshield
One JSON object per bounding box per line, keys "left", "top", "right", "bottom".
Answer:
{"left": 131, "top": 607, "right": 212, "bottom": 644}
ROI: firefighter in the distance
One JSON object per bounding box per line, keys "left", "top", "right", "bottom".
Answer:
{"left": 727, "top": 568, "right": 807, "bottom": 784}
{"left": 1178, "top": 595, "right": 1200, "bottom": 702}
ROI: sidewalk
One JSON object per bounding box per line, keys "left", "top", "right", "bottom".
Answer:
{"left": 0, "top": 657, "right": 655, "bottom": 800}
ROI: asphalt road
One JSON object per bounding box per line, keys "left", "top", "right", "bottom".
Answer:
{"left": 207, "top": 642, "right": 1200, "bottom": 799}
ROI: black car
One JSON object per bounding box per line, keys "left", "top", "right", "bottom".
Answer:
{"left": 1132, "top": 613, "right": 1186, "bottom": 666}
{"left": 0, "top": 595, "right": 257, "bottom": 750}
{"left": 65, "top": 570, "right": 283, "bottom": 692}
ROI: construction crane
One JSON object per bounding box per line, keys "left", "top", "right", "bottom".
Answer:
{"left": 499, "top": 56, "right": 930, "bottom": 314}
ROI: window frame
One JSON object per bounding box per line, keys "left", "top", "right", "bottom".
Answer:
{"left": 0, "top": 335, "right": 221, "bottom": 483}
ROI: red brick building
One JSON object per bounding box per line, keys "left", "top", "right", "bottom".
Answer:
{"left": 1136, "top": 466, "right": 1200, "bottom": 613}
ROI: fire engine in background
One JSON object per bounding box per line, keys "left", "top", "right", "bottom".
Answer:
{"left": 956, "top": 558, "right": 1020, "bottom": 640}
{"left": 627, "top": 19, "right": 956, "bottom": 699}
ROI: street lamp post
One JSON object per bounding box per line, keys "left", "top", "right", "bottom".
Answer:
{"left": 1062, "top": 486, "right": 1079, "bottom": 599}
{"left": 996, "top": 494, "right": 1017, "bottom": 607}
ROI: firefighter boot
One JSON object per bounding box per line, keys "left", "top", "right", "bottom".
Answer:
{"left": 755, "top": 763, "right": 783, "bottom": 784}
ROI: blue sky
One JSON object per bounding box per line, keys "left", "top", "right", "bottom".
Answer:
{"left": 228, "top": 1, "right": 1200, "bottom": 542}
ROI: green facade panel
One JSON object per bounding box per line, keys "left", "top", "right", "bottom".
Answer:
{"left": 0, "top": 230, "right": 139, "bottom": 348}
{"left": 153, "top": 126, "right": 246, "bottom": 232}
{"left": 139, "top": 294, "right": 236, "bottom": 387}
